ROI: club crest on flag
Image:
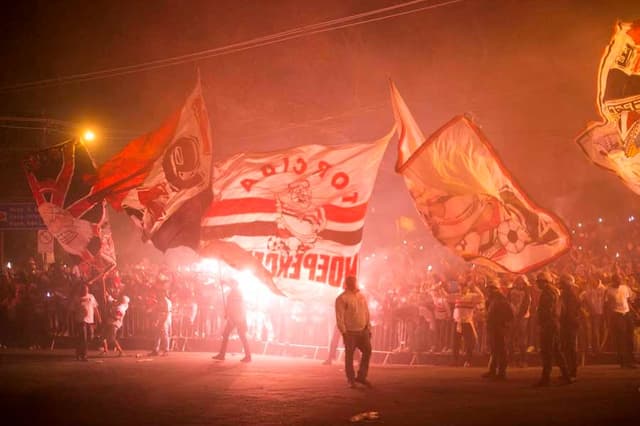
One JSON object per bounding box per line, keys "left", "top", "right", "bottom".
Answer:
{"left": 578, "top": 20, "right": 640, "bottom": 194}
{"left": 91, "top": 79, "right": 213, "bottom": 251}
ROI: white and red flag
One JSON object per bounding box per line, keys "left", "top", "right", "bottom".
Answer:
{"left": 91, "top": 80, "right": 213, "bottom": 251}
{"left": 577, "top": 20, "right": 640, "bottom": 194}
{"left": 390, "top": 82, "right": 570, "bottom": 273}
{"left": 201, "top": 133, "right": 391, "bottom": 299}
{"left": 23, "top": 140, "right": 117, "bottom": 272}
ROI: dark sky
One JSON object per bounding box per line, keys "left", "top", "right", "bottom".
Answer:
{"left": 1, "top": 0, "right": 639, "bottom": 264}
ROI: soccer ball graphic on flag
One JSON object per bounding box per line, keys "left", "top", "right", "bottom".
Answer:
{"left": 497, "top": 216, "right": 529, "bottom": 254}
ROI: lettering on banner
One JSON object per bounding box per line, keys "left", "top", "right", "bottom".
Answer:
{"left": 251, "top": 251, "right": 358, "bottom": 287}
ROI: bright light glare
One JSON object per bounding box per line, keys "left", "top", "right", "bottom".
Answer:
{"left": 83, "top": 129, "right": 96, "bottom": 142}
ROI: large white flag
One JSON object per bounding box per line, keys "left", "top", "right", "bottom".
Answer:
{"left": 201, "top": 133, "right": 391, "bottom": 299}
{"left": 578, "top": 20, "right": 640, "bottom": 193}
{"left": 391, "top": 82, "right": 570, "bottom": 273}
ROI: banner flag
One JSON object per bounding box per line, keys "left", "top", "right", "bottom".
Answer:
{"left": 578, "top": 20, "right": 640, "bottom": 193}
{"left": 201, "top": 133, "right": 392, "bottom": 299}
{"left": 23, "top": 140, "right": 117, "bottom": 271}
{"left": 91, "top": 80, "right": 213, "bottom": 251}
{"left": 391, "top": 83, "right": 570, "bottom": 273}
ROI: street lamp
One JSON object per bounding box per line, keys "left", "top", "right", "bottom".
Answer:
{"left": 82, "top": 129, "right": 96, "bottom": 142}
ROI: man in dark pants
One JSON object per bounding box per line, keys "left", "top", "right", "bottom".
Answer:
{"left": 482, "top": 280, "right": 513, "bottom": 380}
{"left": 213, "top": 279, "right": 251, "bottom": 362}
{"left": 535, "top": 272, "right": 573, "bottom": 387}
{"left": 559, "top": 273, "right": 581, "bottom": 379}
{"left": 70, "top": 284, "right": 101, "bottom": 361}
{"left": 605, "top": 274, "right": 637, "bottom": 369}
{"left": 335, "top": 275, "right": 372, "bottom": 388}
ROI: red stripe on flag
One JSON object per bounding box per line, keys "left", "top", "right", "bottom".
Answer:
{"left": 206, "top": 198, "right": 369, "bottom": 223}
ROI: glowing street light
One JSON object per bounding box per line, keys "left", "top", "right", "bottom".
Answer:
{"left": 82, "top": 129, "right": 96, "bottom": 142}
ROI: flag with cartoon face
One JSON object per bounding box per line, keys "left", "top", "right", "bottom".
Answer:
{"left": 391, "top": 82, "right": 570, "bottom": 273}
{"left": 23, "top": 140, "right": 116, "bottom": 271}
{"left": 578, "top": 20, "right": 640, "bottom": 194}
{"left": 201, "top": 132, "right": 391, "bottom": 299}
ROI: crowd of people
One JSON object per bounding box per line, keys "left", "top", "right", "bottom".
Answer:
{"left": 0, "top": 216, "right": 638, "bottom": 380}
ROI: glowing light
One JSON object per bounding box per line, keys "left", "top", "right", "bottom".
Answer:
{"left": 629, "top": 215, "right": 635, "bottom": 222}
{"left": 577, "top": 222, "right": 583, "bottom": 228}
{"left": 6, "top": 262, "right": 11, "bottom": 269}
{"left": 615, "top": 252, "right": 620, "bottom": 258}
{"left": 597, "top": 217, "right": 603, "bottom": 223}
{"left": 578, "top": 246, "right": 583, "bottom": 251}
{"left": 196, "top": 258, "right": 221, "bottom": 274}
{"left": 427, "top": 265, "right": 433, "bottom": 271}
{"left": 82, "top": 129, "right": 96, "bottom": 142}
{"left": 402, "top": 240, "right": 407, "bottom": 245}
{"left": 419, "top": 245, "right": 424, "bottom": 250}
{"left": 571, "top": 229, "right": 576, "bottom": 234}
{"left": 604, "top": 245, "right": 608, "bottom": 250}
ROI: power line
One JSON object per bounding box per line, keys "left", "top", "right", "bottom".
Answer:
{"left": 0, "top": 0, "right": 464, "bottom": 93}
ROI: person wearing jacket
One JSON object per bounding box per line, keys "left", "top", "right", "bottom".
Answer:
{"left": 559, "top": 273, "right": 581, "bottom": 379}
{"left": 335, "top": 275, "right": 372, "bottom": 388}
{"left": 535, "top": 271, "right": 573, "bottom": 386}
{"left": 482, "top": 280, "right": 513, "bottom": 380}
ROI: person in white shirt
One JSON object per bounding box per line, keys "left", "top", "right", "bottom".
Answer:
{"left": 149, "top": 288, "right": 172, "bottom": 356}
{"left": 70, "top": 284, "right": 101, "bottom": 361}
{"left": 101, "top": 294, "right": 129, "bottom": 356}
{"left": 335, "top": 275, "right": 372, "bottom": 388}
{"left": 451, "top": 280, "right": 484, "bottom": 367}
{"left": 605, "top": 274, "right": 637, "bottom": 368}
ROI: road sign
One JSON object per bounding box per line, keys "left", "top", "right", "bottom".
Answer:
{"left": 0, "top": 202, "right": 45, "bottom": 230}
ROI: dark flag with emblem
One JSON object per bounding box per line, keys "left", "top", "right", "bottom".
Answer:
{"left": 90, "top": 80, "right": 213, "bottom": 251}
{"left": 577, "top": 20, "right": 640, "bottom": 195}
{"left": 23, "top": 140, "right": 117, "bottom": 270}
{"left": 390, "top": 82, "right": 570, "bottom": 273}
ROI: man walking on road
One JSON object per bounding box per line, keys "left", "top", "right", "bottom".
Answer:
{"left": 212, "top": 278, "right": 252, "bottom": 363}
{"left": 335, "top": 275, "right": 372, "bottom": 388}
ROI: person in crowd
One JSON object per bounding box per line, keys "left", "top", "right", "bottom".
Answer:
{"left": 148, "top": 287, "right": 172, "bottom": 357}
{"left": 580, "top": 273, "right": 607, "bottom": 354}
{"left": 212, "top": 278, "right": 252, "bottom": 362}
{"left": 507, "top": 275, "right": 532, "bottom": 367}
{"left": 482, "top": 280, "right": 513, "bottom": 380}
{"left": 70, "top": 284, "right": 101, "bottom": 361}
{"left": 335, "top": 275, "right": 372, "bottom": 388}
{"left": 451, "top": 278, "right": 484, "bottom": 367}
{"left": 101, "top": 294, "right": 130, "bottom": 356}
{"left": 605, "top": 273, "right": 637, "bottom": 369}
{"left": 430, "top": 279, "right": 451, "bottom": 353}
{"left": 559, "top": 273, "right": 581, "bottom": 379}
{"left": 535, "top": 271, "right": 573, "bottom": 386}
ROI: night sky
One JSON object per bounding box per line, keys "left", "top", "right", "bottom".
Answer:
{"left": 1, "top": 0, "right": 639, "bottom": 264}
